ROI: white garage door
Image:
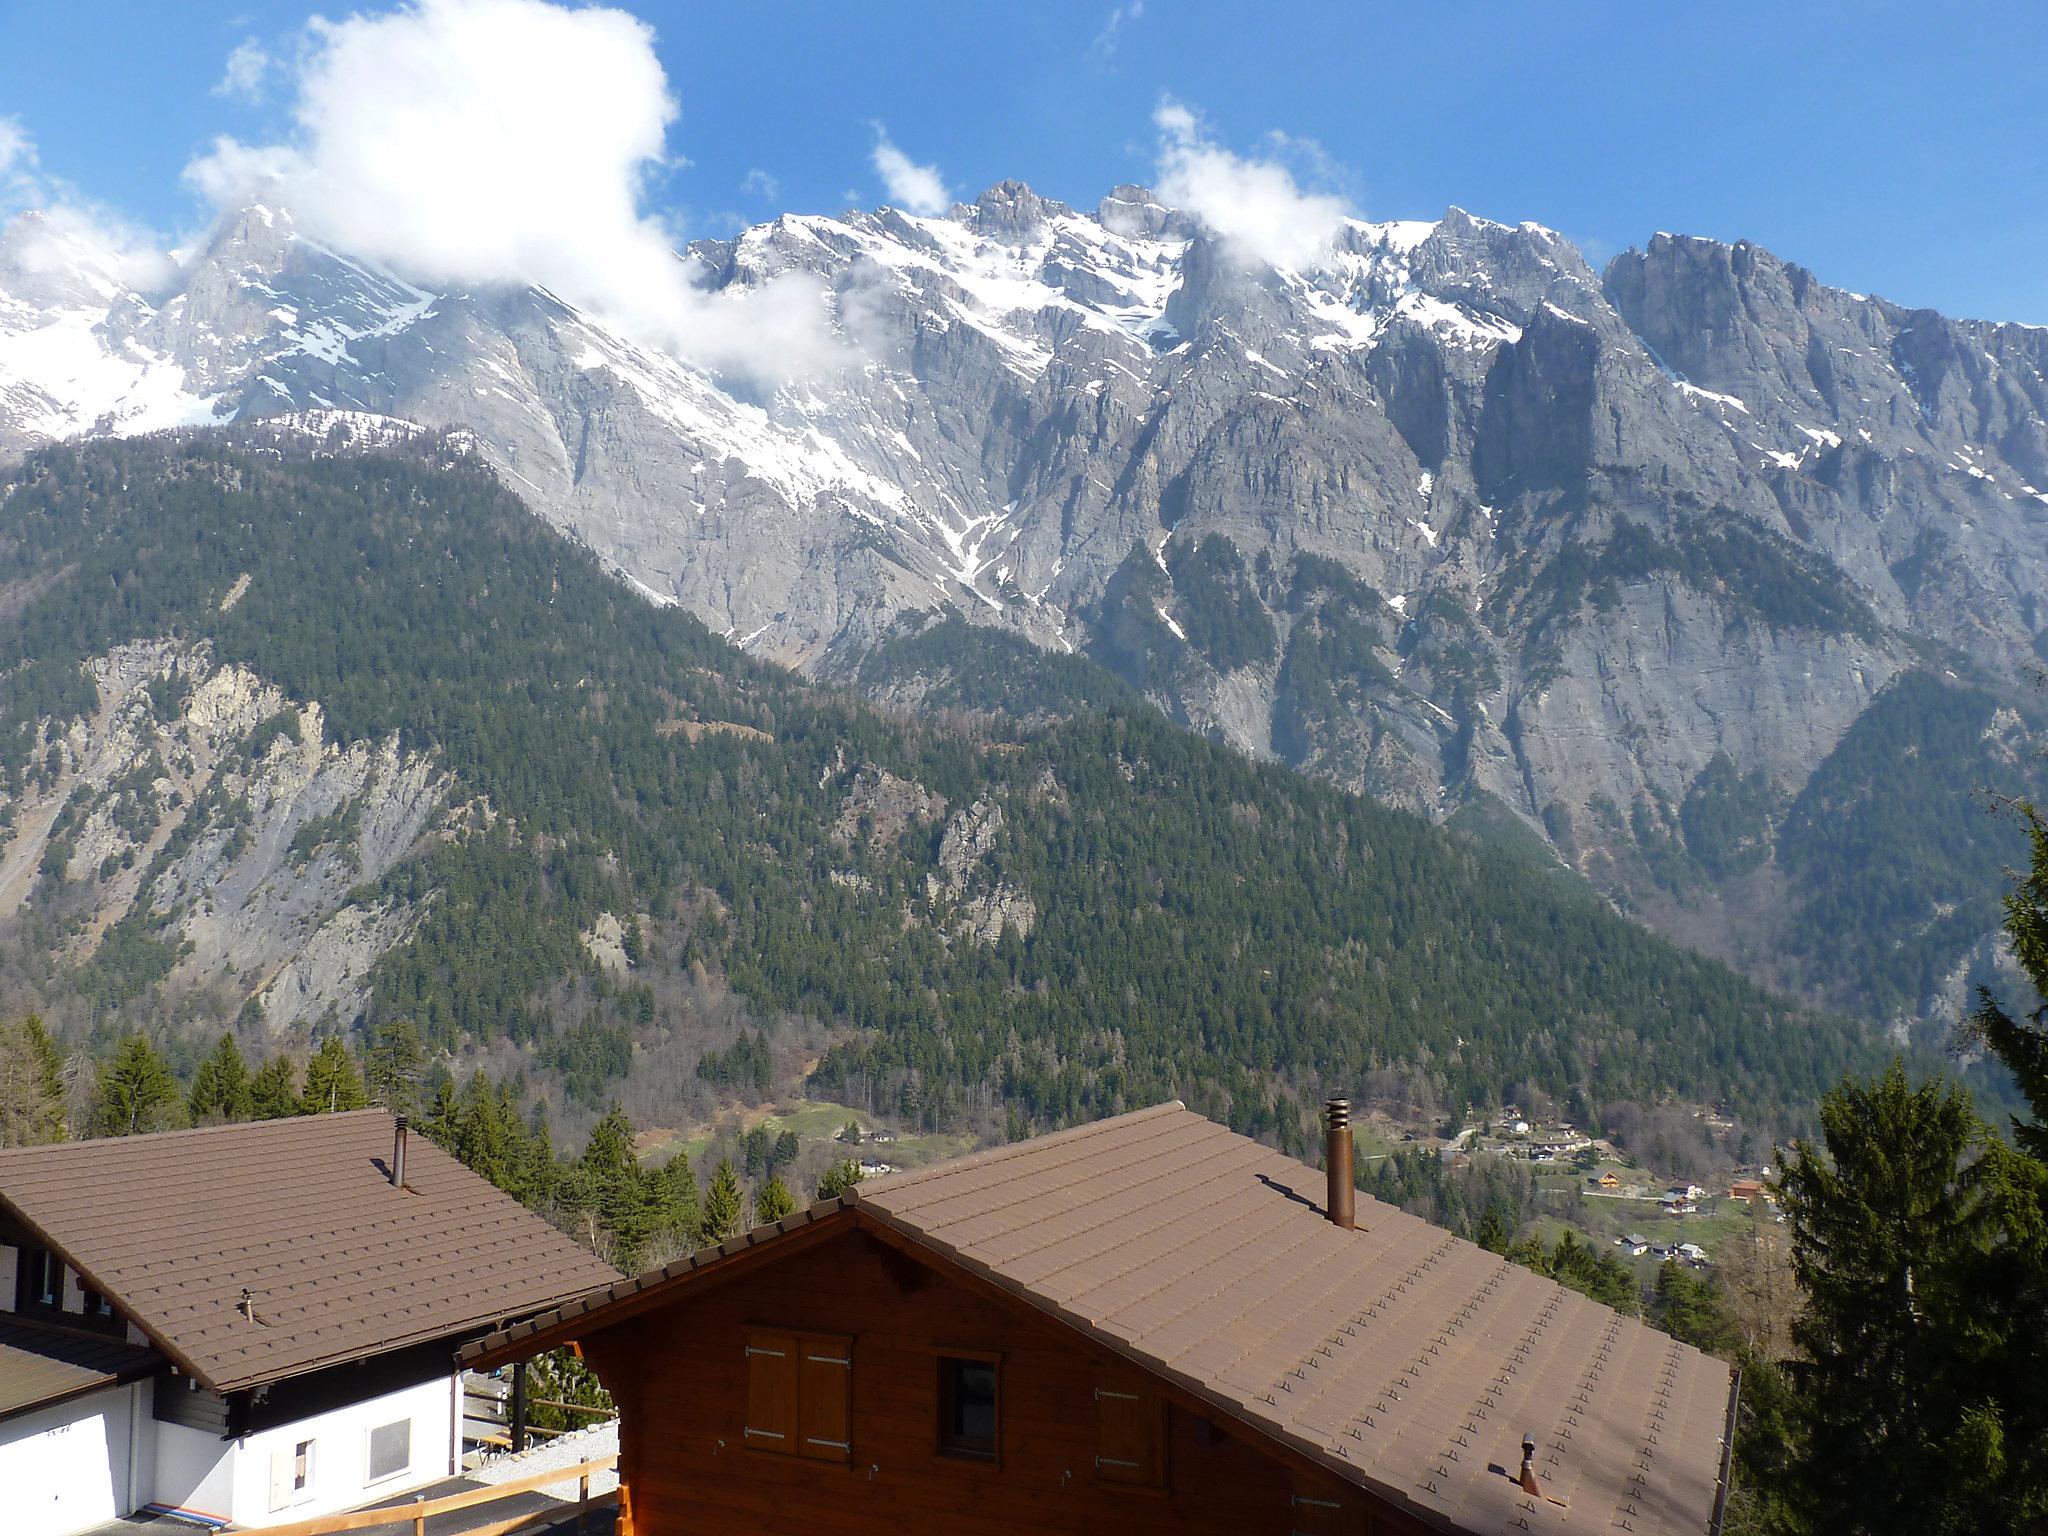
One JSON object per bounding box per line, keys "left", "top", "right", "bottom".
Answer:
{"left": 0, "top": 1398, "right": 125, "bottom": 1536}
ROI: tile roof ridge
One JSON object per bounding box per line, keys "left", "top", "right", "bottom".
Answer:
{"left": 0, "top": 1108, "right": 393, "bottom": 1161}
{"left": 847, "top": 1100, "right": 1190, "bottom": 1200}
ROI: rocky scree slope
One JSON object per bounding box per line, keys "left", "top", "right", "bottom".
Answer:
{"left": 2, "top": 186, "right": 2045, "bottom": 1024}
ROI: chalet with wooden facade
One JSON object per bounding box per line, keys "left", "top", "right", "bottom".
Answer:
{"left": 470, "top": 1101, "right": 1736, "bottom": 1536}
{"left": 0, "top": 1112, "right": 617, "bottom": 1536}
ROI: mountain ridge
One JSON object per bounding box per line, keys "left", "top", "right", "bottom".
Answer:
{"left": 3, "top": 181, "right": 2045, "bottom": 1030}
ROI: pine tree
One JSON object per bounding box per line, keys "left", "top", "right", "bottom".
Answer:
{"left": 365, "top": 1017, "right": 427, "bottom": 1117}
{"left": 1777, "top": 1063, "right": 2008, "bottom": 1532}
{"left": 299, "top": 1036, "right": 367, "bottom": 1115}
{"left": 743, "top": 1122, "right": 772, "bottom": 1177}
{"left": 649, "top": 1152, "right": 701, "bottom": 1258}
{"left": 581, "top": 1106, "right": 654, "bottom": 1270}
{"left": 771, "top": 1129, "right": 800, "bottom": 1171}
{"left": 755, "top": 1174, "right": 796, "bottom": 1225}
{"left": 188, "top": 1033, "right": 254, "bottom": 1123}
{"left": 418, "top": 1072, "right": 459, "bottom": 1146}
{"left": 249, "top": 1055, "right": 300, "bottom": 1119}
{"left": 0, "top": 1014, "right": 66, "bottom": 1146}
{"left": 701, "top": 1157, "right": 745, "bottom": 1242}
{"left": 1960, "top": 798, "right": 2048, "bottom": 1524}
{"left": 816, "top": 1159, "right": 863, "bottom": 1200}
{"left": 91, "top": 1034, "right": 181, "bottom": 1137}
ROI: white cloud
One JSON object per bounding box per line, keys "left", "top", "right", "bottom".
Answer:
{"left": 869, "top": 126, "right": 950, "bottom": 216}
{"left": 1086, "top": 2, "right": 1144, "bottom": 68}
{"left": 0, "top": 115, "right": 176, "bottom": 292}
{"left": 213, "top": 38, "right": 272, "bottom": 101}
{"left": 0, "top": 116, "right": 31, "bottom": 183}
{"left": 740, "top": 167, "right": 780, "bottom": 202}
{"left": 1152, "top": 98, "right": 1351, "bottom": 271}
{"left": 184, "top": 0, "right": 836, "bottom": 383}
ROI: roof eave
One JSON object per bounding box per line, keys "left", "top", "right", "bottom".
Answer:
{"left": 0, "top": 1188, "right": 220, "bottom": 1392}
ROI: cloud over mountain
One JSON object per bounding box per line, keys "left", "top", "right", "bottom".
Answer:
{"left": 184, "top": 0, "right": 834, "bottom": 382}
{"left": 1152, "top": 99, "right": 1350, "bottom": 270}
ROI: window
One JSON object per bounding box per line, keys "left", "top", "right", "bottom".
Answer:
{"left": 15, "top": 1247, "right": 60, "bottom": 1312}
{"left": 936, "top": 1352, "right": 1000, "bottom": 1462}
{"left": 269, "top": 1439, "right": 315, "bottom": 1511}
{"left": 743, "top": 1329, "right": 850, "bottom": 1464}
{"left": 78, "top": 1285, "right": 120, "bottom": 1331}
{"left": 367, "top": 1419, "right": 411, "bottom": 1483}
{"left": 1094, "top": 1376, "right": 1166, "bottom": 1488}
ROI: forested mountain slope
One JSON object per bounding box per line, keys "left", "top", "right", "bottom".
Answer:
{"left": 5, "top": 188, "right": 2046, "bottom": 1032}
{"left": 0, "top": 430, "right": 1877, "bottom": 1141}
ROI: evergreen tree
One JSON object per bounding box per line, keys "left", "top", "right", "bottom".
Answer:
{"left": 91, "top": 1034, "right": 181, "bottom": 1137}
{"left": 1776, "top": 1063, "right": 2012, "bottom": 1533}
{"left": 1474, "top": 1200, "right": 1510, "bottom": 1255}
{"left": 649, "top": 1152, "right": 702, "bottom": 1258}
{"left": 0, "top": 1014, "right": 66, "bottom": 1146}
{"left": 771, "top": 1129, "right": 800, "bottom": 1171}
{"left": 1650, "top": 1263, "right": 1735, "bottom": 1355}
{"left": 742, "top": 1122, "right": 772, "bottom": 1178}
{"left": 187, "top": 1033, "right": 253, "bottom": 1123}
{"left": 701, "top": 1157, "right": 745, "bottom": 1242}
{"left": 1961, "top": 799, "right": 2048, "bottom": 1523}
{"left": 365, "top": 1017, "right": 428, "bottom": 1117}
{"left": 580, "top": 1106, "right": 656, "bottom": 1270}
{"left": 300, "top": 1036, "right": 368, "bottom": 1114}
{"left": 418, "top": 1071, "right": 459, "bottom": 1145}
{"left": 816, "top": 1159, "right": 863, "bottom": 1200}
{"left": 249, "top": 1055, "right": 300, "bottom": 1119}
{"left": 755, "top": 1174, "right": 796, "bottom": 1225}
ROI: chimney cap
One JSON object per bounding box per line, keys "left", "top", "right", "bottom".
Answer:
{"left": 1326, "top": 1097, "right": 1351, "bottom": 1125}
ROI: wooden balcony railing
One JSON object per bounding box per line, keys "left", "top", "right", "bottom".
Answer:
{"left": 250, "top": 1453, "right": 618, "bottom": 1536}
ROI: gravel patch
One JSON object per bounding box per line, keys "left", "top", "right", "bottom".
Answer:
{"left": 471, "top": 1420, "right": 620, "bottom": 1501}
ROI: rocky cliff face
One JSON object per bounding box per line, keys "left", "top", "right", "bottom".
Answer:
{"left": 4, "top": 186, "right": 2045, "bottom": 1024}
{"left": 0, "top": 638, "right": 448, "bottom": 1032}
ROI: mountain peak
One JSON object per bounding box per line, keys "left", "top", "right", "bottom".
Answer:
{"left": 967, "top": 180, "right": 1070, "bottom": 241}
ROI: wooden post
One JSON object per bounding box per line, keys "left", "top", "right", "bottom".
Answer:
{"left": 411, "top": 1494, "right": 426, "bottom": 1536}
{"left": 510, "top": 1360, "right": 529, "bottom": 1454}
{"left": 577, "top": 1470, "right": 590, "bottom": 1535}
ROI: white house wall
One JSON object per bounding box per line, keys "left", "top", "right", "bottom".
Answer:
{"left": 226, "top": 1373, "right": 459, "bottom": 1528}
{"left": 0, "top": 1381, "right": 148, "bottom": 1536}
{"left": 152, "top": 1408, "right": 236, "bottom": 1527}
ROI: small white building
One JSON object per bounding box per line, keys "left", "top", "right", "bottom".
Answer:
{"left": 0, "top": 1111, "right": 617, "bottom": 1536}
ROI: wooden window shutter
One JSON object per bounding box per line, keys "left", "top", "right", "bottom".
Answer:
{"left": 1095, "top": 1377, "right": 1165, "bottom": 1487}
{"left": 797, "top": 1337, "right": 852, "bottom": 1463}
{"left": 744, "top": 1330, "right": 798, "bottom": 1451}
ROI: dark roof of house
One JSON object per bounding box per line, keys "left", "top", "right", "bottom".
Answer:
{"left": 469, "top": 1103, "right": 1733, "bottom": 1536}
{"left": 0, "top": 1319, "right": 161, "bottom": 1422}
{"left": 0, "top": 1112, "right": 619, "bottom": 1393}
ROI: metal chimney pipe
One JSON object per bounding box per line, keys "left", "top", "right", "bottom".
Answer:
{"left": 1325, "top": 1099, "right": 1355, "bottom": 1230}
{"left": 392, "top": 1115, "right": 409, "bottom": 1190}
{"left": 1520, "top": 1433, "right": 1543, "bottom": 1497}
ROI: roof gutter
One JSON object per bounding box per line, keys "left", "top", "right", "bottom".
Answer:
{"left": 1710, "top": 1365, "right": 1742, "bottom": 1536}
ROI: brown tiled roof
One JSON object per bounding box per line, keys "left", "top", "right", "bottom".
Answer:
{"left": 0, "top": 1112, "right": 619, "bottom": 1394}
{"left": 0, "top": 1318, "right": 161, "bottom": 1421}
{"left": 853, "top": 1104, "right": 1733, "bottom": 1536}
{"left": 474, "top": 1103, "right": 1733, "bottom": 1536}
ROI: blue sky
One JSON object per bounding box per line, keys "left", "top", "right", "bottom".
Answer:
{"left": 3, "top": 0, "right": 2043, "bottom": 322}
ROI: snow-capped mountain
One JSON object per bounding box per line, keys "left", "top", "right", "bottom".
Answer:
{"left": 6, "top": 180, "right": 2048, "bottom": 1024}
